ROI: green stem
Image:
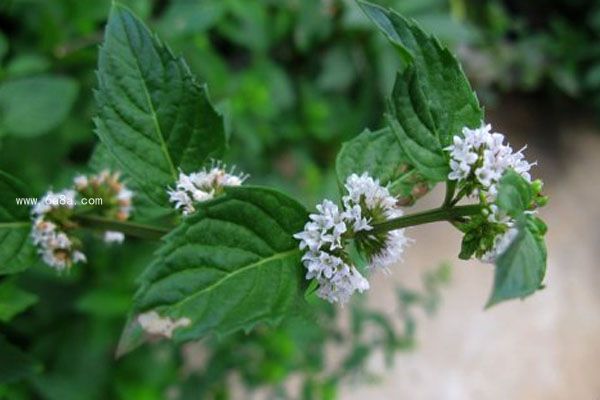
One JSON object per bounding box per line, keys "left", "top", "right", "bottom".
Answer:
{"left": 73, "top": 215, "right": 170, "bottom": 241}
{"left": 442, "top": 180, "right": 456, "bottom": 207}
{"left": 73, "top": 204, "right": 481, "bottom": 241}
{"left": 370, "top": 204, "right": 481, "bottom": 234}
{"left": 450, "top": 185, "right": 472, "bottom": 206}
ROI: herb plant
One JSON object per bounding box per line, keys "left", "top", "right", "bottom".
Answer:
{"left": 0, "top": 1, "right": 549, "bottom": 397}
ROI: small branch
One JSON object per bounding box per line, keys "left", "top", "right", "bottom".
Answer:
{"left": 73, "top": 215, "right": 171, "bottom": 241}
{"left": 370, "top": 204, "right": 481, "bottom": 234}
{"left": 442, "top": 180, "right": 456, "bottom": 207}
{"left": 449, "top": 185, "right": 472, "bottom": 207}
{"left": 0, "top": 221, "right": 31, "bottom": 229}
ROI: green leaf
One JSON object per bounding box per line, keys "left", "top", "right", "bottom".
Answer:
{"left": 360, "top": 1, "right": 483, "bottom": 181}
{"left": 0, "top": 75, "right": 79, "bottom": 137}
{"left": 0, "top": 31, "right": 8, "bottom": 61}
{"left": 0, "top": 335, "right": 42, "bottom": 384}
{"left": 118, "top": 186, "right": 308, "bottom": 355}
{"left": 95, "top": 3, "right": 226, "bottom": 207}
{"left": 335, "top": 127, "right": 431, "bottom": 205}
{"left": 0, "top": 171, "right": 36, "bottom": 275}
{"left": 496, "top": 169, "right": 534, "bottom": 218}
{"left": 0, "top": 279, "right": 38, "bottom": 322}
{"left": 157, "top": 1, "right": 225, "bottom": 36}
{"left": 386, "top": 67, "right": 449, "bottom": 181}
{"left": 487, "top": 217, "right": 547, "bottom": 307}
{"left": 5, "top": 54, "right": 51, "bottom": 77}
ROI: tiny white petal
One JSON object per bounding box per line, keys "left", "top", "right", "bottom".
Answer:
{"left": 104, "top": 231, "right": 125, "bottom": 244}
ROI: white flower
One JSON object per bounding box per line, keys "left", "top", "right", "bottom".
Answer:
{"left": 32, "top": 189, "right": 77, "bottom": 217}
{"left": 315, "top": 263, "right": 369, "bottom": 304}
{"left": 294, "top": 199, "right": 348, "bottom": 252}
{"left": 104, "top": 231, "right": 125, "bottom": 244}
{"left": 446, "top": 123, "right": 535, "bottom": 194}
{"left": 73, "top": 175, "right": 88, "bottom": 190}
{"left": 294, "top": 197, "right": 370, "bottom": 304}
{"left": 117, "top": 186, "right": 134, "bottom": 219}
{"left": 30, "top": 189, "right": 85, "bottom": 270}
{"left": 342, "top": 173, "right": 410, "bottom": 271}
{"left": 343, "top": 173, "right": 396, "bottom": 212}
{"left": 167, "top": 187, "right": 195, "bottom": 215}
{"left": 74, "top": 170, "right": 134, "bottom": 220}
{"left": 301, "top": 249, "right": 370, "bottom": 304}
{"left": 302, "top": 251, "right": 339, "bottom": 280}
{"left": 446, "top": 123, "right": 537, "bottom": 230}
{"left": 31, "top": 218, "right": 86, "bottom": 271}
{"left": 343, "top": 203, "right": 372, "bottom": 232}
{"left": 294, "top": 173, "right": 412, "bottom": 304}
{"left": 72, "top": 250, "right": 87, "bottom": 264}
{"left": 167, "top": 162, "right": 248, "bottom": 215}
{"left": 481, "top": 227, "right": 519, "bottom": 263}
{"left": 368, "top": 210, "right": 412, "bottom": 272}
{"left": 313, "top": 200, "right": 347, "bottom": 250}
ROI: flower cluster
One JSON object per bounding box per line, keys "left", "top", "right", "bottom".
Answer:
{"left": 294, "top": 200, "right": 370, "bottom": 304}
{"left": 343, "top": 173, "right": 411, "bottom": 272}
{"left": 74, "top": 170, "right": 133, "bottom": 244}
{"left": 294, "top": 173, "right": 410, "bottom": 304}
{"left": 167, "top": 161, "right": 248, "bottom": 215}
{"left": 31, "top": 170, "right": 133, "bottom": 270}
{"left": 31, "top": 190, "right": 86, "bottom": 271}
{"left": 446, "top": 123, "right": 538, "bottom": 262}
{"left": 446, "top": 123, "right": 534, "bottom": 202}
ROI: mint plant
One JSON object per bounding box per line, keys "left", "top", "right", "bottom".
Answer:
{"left": 0, "top": 0, "right": 548, "bottom": 358}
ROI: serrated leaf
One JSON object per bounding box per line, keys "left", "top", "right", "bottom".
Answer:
{"left": 95, "top": 3, "right": 226, "bottom": 207}
{"left": 360, "top": 1, "right": 482, "bottom": 181}
{"left": 335, "top": 127, "right": 431, "bottom": 204}
{"left": 386, "top": 67, "right": 449, "bottom": 181}
{"left": 0, "top": 171, "right": 36, "bottom": 275}
{"left": 0, "top": 279, "right": 38, "bottom": 322}
{"left": 0, "top": 75, "right": 78, "bottom": 137}
{"left": 487, "top": 217, "right": 547, "bottom": 307}
{"left": 496, "top": 169, "right": 533, "bottom": 218}
{"left": 0, "top": 335, "right": 42, "bottom": 384}
{"left": 118, "top": 186, "right": 308, "bottom": 355}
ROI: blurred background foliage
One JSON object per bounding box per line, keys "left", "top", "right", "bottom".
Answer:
{"left": 0, "top": 0, "right": 597, "bottom": 398}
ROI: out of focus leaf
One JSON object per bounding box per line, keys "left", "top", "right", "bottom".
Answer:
{"left": 0, "top": 335, "right": 41, "bottom": 384}
{"left": 5, "top": 54, "right": 50, "bottom": 77}
{"left": 75, "top": 288, "right": 130, "bottom": 318}
{"left": 0, "top": 32, "right": 7, "bottom": 62}
{"left": 0, "top": 75, "right": 79, "bottom": 137}
{"left": 0, "top": 170, "right": 36, "bottom": 275}
{"left": 0, "top": 278, "right": 38, "bottom": 322}
{"left": 158, "top": 0, "right": 226, "bottom": 36}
